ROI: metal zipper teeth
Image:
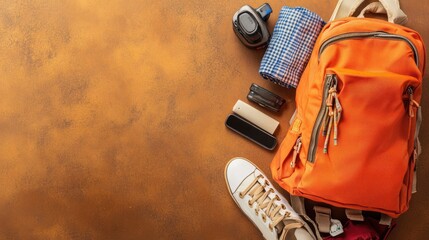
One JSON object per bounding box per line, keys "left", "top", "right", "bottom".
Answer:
{"left": 318, "top": 32, "right": 419, "bottom": 66}
{"left": 308, "top": 74, "right": 335, "bottom": 163}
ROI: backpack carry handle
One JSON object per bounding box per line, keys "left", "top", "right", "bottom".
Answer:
{"left": 330, "top": 0, "right": 408, "bottom": 25}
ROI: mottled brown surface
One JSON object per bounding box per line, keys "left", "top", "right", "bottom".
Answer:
{"left": 0, "top": 0, "right": 427, "bottom": 239}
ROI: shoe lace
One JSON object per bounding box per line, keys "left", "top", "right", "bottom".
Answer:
{"left": 239, "top": 175, "right": 291, "bottom": 232}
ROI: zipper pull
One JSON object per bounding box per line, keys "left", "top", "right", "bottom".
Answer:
{"left": 291, "top": 137, "right": 302, "bottom": 168}
{"left": 407, "top": 87, "right": 420, "bottom": 117}
{"left": 321, "top": 107, "right": 329, "bottom": 136}
{"left": 333, "top": 93, "right": 342, "bottom": 145}
{"left": 333, "top": 108, "right": 338, "bottom": 145}
{"left": 324, "top": 113, "right": 333, "bottom": 154}
{"left": 323, "top": 88, "right": 335, "bottom": 136}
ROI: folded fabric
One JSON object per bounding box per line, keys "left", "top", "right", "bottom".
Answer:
{"left": 259, "top": 7, "right": 325, "bottom": 88}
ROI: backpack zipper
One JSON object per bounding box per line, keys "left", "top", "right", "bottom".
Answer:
{"left": 407, "top": 86, "right": 420, "bottom": 117}
{"left": 322, "top": 77, "right": 342, "bottom": 153}
{"left": 308, "top": 74, "right": 335, "bottom": 163}
{"left": 291, "top": 136, "right": 302, "bottom": 168}
{"left": 318, "top": 31, "right": 419, "bottom": 66}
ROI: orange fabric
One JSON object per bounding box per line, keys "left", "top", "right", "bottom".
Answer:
{"left": 271, "top": 17, "right": 426, "bottom": 218}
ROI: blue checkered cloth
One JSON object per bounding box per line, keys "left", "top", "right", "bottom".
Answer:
{"left": 259, "top": 7, "right": 325, "bottom": 88}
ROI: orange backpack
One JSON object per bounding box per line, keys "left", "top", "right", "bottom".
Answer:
{"left": 271, "top": 12, "right": 426, "bottom": 218}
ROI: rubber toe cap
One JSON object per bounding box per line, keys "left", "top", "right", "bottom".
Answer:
{"left": 225, "top": 157, "right": 256, "bottom": 193}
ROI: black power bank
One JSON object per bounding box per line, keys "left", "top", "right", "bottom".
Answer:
{"left": 225, "top": 114, "right": 277, "bottom": 150}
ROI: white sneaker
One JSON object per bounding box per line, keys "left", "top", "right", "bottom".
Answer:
{"left": 225, "top": 157, "right": 316, "bottom": 240}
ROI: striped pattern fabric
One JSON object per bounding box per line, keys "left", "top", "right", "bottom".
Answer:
{"left": 259, "top": 7, "right": 325, "bottom": 88}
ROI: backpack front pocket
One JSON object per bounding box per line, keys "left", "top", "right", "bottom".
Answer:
{"left": 300, "top": 68, "right": 420, "bottom": 215}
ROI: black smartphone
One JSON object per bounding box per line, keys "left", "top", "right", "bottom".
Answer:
{"left": 225, "top": 114, "right": 277, "bottom": 150}
{"left": 247, "top": 83, "right": 286, "bottom": 112}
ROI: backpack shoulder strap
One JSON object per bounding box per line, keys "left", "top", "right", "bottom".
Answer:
{"left": 413, "top": 106, "right": 422, "bottom": 193}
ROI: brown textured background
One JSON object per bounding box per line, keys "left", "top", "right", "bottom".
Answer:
{"left": 0, "top": 0, "right": 427, "bottom": 239}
